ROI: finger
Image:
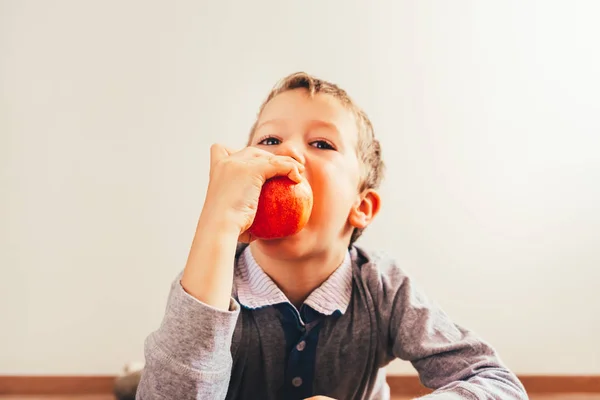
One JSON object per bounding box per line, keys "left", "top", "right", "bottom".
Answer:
{"left": 268, "top": 154, "right": 305, "bottom": 174}
{"left": 209, "top": 144, "right": 235, "bottom": 168}
{"left": 232, "top": 145, "right": 273, "bottom": 160}
{"left": 238, "top": 148, "right": 305, "bottom": 171}
{"left": 261, "top": 158, "right": 304, "bottom": 183}
{"left": 288, "top": 167, "right": 303, "bottom": 183}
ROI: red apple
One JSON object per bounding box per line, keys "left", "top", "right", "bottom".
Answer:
{"left": 248, "top": 176, "right": 313, "bottom": 240}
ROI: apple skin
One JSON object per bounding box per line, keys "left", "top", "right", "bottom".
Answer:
{"left": 248, "top": 176, "right": 313, "bottom": 240}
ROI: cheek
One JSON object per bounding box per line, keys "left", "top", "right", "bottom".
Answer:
{"left": 307, "top": 158, "right": 358, "bottom": 218}
{"left": 318, "top": 154, "right": 360, "bottom": 193}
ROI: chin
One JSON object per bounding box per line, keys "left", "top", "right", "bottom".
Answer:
{"left": 252, "top": 230, "right": 319, "bottom": 261}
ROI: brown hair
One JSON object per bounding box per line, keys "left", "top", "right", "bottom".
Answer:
{"left": 248, "top": 72, "right": 384, "bottom": 245}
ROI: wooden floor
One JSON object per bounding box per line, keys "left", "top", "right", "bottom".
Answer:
{"left": 2, "top": 395, "right": 600, "bottom": 399}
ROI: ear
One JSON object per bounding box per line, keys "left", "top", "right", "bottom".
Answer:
{"left": 348, "top": 189, "right": 381, "bottom": 229}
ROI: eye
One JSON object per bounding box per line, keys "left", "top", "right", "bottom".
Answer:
{"left": 257, "top": 136, "right": 281, "bottom": 146}
{"left": 310, "top": 140, "right": 335, "bottom": 150}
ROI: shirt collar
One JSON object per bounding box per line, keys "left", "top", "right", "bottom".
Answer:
{"left": 235, "top": 245, "right": 353, "bottom": 316}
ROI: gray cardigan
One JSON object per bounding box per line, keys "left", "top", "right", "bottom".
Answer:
{"left": 135, "top": 244, "right": 528, "bottom": 399}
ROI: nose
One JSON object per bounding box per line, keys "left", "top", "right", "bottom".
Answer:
{"left": 276, "top": 141, "right": 306, "bottom": 165}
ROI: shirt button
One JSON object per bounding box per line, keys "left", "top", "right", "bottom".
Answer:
{"left": 292, "top": 377, "right": 303, "bottom": 387}
{"left": 296, "top": 341, "right": 306, "bottom": 351}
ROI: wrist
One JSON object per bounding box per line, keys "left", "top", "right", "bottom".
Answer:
{"left": 196, "top": 207, "right": 242, "bottom": 240}
{"left": 182, "top": 212, "right": 239, "bottom": 310}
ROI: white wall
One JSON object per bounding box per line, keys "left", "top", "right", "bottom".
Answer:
{"left": 1, "top": 0, "right": 599, "bottom": 376}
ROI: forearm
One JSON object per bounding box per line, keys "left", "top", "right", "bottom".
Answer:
{"left": 400, "top": 316, "right": 527, "bottom": 399}
{"left": 181, "top": 210, "right": 239, "bottom": 310}
{"left": 415, "top": 364, "right": 527, "bottom": 399}
{"left": 383, "top": 267, "right": 527, "bottom": 399}
{"left": 136, "top": 273, "right": 240, "bottom": 400}
{"left": 401, "top": 317, "right": 527, "bottom": 399}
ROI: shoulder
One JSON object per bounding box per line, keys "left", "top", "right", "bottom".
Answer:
{"left": 352, "top": 244, "right": 443, "bottom": 318}
{"left": 350, "top": 244, "right": 411, "bottom": 296}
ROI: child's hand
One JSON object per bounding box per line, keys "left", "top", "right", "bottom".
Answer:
{"left": 303, "top": 397, "right": 337, "bottom": 400}
{"left": 201, "top": 143, "right": 305, "bottom": 242}
{"left": 181, "top": 143, "right": 303, "bottom": 309}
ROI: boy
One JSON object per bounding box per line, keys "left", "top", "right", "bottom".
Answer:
{"left": 135, "top": 72, "right": 528, "bottom": 399}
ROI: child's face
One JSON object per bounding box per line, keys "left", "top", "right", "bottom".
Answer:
{"left": 249, "top": 88, "right": 373, "bottom": 255}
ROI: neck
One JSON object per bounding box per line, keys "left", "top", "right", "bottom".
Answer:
{"left": 248, "top": 242, "right": 347, "bottom": 309}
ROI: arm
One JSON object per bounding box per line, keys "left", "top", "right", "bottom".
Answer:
{"left": 382, "top": 266, "right": 528, "bottom": 399}
{"left": 136, "top": 144, "right": 305, "bottom": 399}
{"left": 135, "top": 226, "right": 241, "bottom": 400}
